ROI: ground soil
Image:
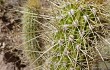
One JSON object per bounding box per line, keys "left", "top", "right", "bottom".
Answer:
{"left": 0, "top": 0, "right": 31, "bottom": 70}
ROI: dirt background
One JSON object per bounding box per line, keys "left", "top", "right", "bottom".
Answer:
{"left": 0, "top": 0, "right": 38, "bottom": 70}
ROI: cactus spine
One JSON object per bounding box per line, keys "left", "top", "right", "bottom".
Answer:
{"left": 22, "top": 0, "right": 110, "bottom": 70}
{"left": 22, "top": 0, "right": 45, "bottom": 69}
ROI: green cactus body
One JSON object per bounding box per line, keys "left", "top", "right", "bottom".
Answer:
{"left": 49, "top": 1, "right": 106, "bottom": 70}
{"left": 22, "top": 0, "right": 110, "bottom": 70}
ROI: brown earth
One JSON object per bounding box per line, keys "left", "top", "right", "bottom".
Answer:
{"left": 0, "top": 0, "right": 31, "bottom": 70}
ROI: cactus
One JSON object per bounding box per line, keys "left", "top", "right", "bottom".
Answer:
{"left": 22, "top": 0, "right": 45, "bottom": 69}
{"left": 47, "top": 0, "right": 110, "bottom": 70}
{"left": 22, "top": 0, "right": 110, "bottom": 70}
